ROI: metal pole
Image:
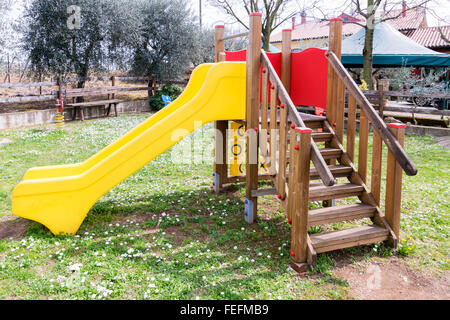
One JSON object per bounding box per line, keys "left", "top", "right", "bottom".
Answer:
{"left": 199, "top": 0, "right": 202, "bottom": 28}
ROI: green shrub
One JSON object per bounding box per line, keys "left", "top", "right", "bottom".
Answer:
{"left": 149, "top": 84, "right": 183, "bottom": 111}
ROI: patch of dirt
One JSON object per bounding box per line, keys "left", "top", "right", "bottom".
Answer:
{"left": 333, "top": 257, "right": 450, "bottom": 300}
{"left": 164, "top": 222, "right": 211, "bottom": 246}
{"left": 0, "top": 216, "right": 29, "bottom": 240}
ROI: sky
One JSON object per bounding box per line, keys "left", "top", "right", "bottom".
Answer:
{"left": 5, "top": 0, "right": 450, "bottom": 33}
{"left": 189, "top": 0, "right": 450, "bottom": 31}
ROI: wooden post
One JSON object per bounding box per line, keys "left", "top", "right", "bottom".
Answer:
{"left": 213, "top": 24, "right": 227, "bottom": 193}
{"left": 385, "top": 123, "right": 406, "bottom": 241}
{"left": 291, "top": 128, "right": 312, "bottom": 264}
{"left": 358, "top": 109, "right": 369, "bottom": 183}
{"left": 277, "top": 103, "right": 288, "bottom": 198}
{"left": 261, "top": 67, "right": 269, "bottom": 131}
{"left": 335, "top": 78, "right": 345, "bottom": 142}
{"left": 147, "top": 76, "right": 153, "bottom": 99}
{"left": 244, "top": 13, "right": 262, "bottom": 223}
{"left": 378, "top": 83, "right": 385, "bottom": 118}
{"left": 269, "top": 85, "right": 278, "bottom": 175}
{"left": 260, "top": 68, "right": 269, "bottom": 164}
{"left": 278, "top": 29, "right": 291, "bottom": 193}
{"left": 287, "top": 128, "right": 296, "bottom": 221}
{"left": 214, "top": 25, "right": 225, "bottom": 62}
{"left": 112, "top": 76, "right": 117, "bottom": 116}
{"left": 346, "top": 94, "right": 357, "bottom": 162}
{"left": 371, "top": 131, "right": 383, "bottom": 205}
{"left": 326, "top": 18, "right": 343, "bottom": 126}
{"left": 323, "top": 18, "right": 343, "bottom": 208}
{"left": 281, "top": 29, "right": 292, "bottom": 93}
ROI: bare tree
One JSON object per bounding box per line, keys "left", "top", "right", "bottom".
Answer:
{"left": 309, "top": 0, "right": 434, "bottom": 88}
{"left": 208, "top": 0, "right": 301, "bottom": 51}
{"left": 427, "top": 3, "right": 450, "bottom": 44}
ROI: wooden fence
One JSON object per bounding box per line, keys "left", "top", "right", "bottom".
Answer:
{"left": 0, "top": 75, "right": 188, "bottom": 104}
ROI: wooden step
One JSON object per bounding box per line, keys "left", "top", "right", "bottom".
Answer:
{"left": 308, "top": 203, "right": 377, "bottom": 226}
{"left": 286, "top": 148, "right": 342, "bottom": 163}
{"left": 309, "top": 183, "right": 364, "bottom": 202}
{"left": 310, "top": 165, "right": 352, "bottom": 180}
{"left": 267, "top": 132, "right": 332, "bottom": 144}
{"left": 310, "top": 225, "right": 389, "bottom": 254}
{"left": 312, "top": 132, "right": 333, "bottom": 143}
{"left": 300, "top": 113, "right": 326, "bottom": 129}
{"left": 319, "top": 148, "right": 343, "bottom": 160}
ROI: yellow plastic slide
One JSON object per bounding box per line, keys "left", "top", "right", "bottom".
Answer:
{"left": 12, "top": 62, "right": 246, "bottom": 235}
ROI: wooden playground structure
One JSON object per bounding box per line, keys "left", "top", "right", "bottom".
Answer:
{"left": 212, "top": 13, "right": 418, "bottom": 272}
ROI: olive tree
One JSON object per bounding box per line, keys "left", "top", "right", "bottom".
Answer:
{"left": 128, "top": 0, "right": 202, "bottom": 82}
{"left": 22, "top": 0, "right": 135, "bottom": 88}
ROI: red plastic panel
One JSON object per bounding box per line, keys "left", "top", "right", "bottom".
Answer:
{"left": 224, "top": 50, "right": 247, "bottom": 62}
{"left": 225, "top": 50, "right": 282, "bottom": 103}
{"left": 265, "top": 52, "right": 282, "bottom": 79}
{"left": 225, "top": 49, "right": 328, "bottom": 111}
{"left": 224, "top": 50, "right": 282, "bottom": 76}
{"left": 290, "top": 48, "right": 328, "bottom": 110}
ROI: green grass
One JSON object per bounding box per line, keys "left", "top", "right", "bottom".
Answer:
{"left": 0, "top": 114, "right": 448, "bottom": 300}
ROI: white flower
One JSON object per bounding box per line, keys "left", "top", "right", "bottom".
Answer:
{"left": 68, "top": 263, "right": 82, "bottom": 272}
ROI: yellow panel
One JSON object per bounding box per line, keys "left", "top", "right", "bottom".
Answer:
{"left": 229, "top": 122, "right": 269, "bottom": 177}
{"left": 229, "top": 121, "right": 245, "bottom": 177}
{"left": 12, "top": 62, "right": 246, "bottom": 235}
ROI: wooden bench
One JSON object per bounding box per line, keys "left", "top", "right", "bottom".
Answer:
{"left": 66, "top": 99, "right": 124, "bottom": 121}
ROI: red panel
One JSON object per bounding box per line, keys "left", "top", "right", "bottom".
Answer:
{"left": 224, "top": 50, "right": 247, "bottom": 62}
{"left": 263, "top": 52, "right": 281, "bottom": 102}
{"left": 265, "top": 52, "right": 282, "bottom": 79}
{"left": 224, "top": 50, "right": 281, "bottom": 76}
{"left": 290, "top": 48, "right": 328, "bottom": 110}
{"left": 225, "top": 50, "right": 282, "bottom": 103}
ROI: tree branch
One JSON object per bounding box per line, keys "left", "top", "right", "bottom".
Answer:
{"left": 437, "top": 26, "right": 450, "bottom": 44}
{"left": 380, "top": 0, "right": 432, "bottom": 23}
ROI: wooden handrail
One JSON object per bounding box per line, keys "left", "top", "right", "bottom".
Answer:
{"left": 261, "top": 50, "right": 336, "bottom": 186}
{"left": 326, "top": 51, "right": 418, "bottom": 176}
{"left": 219, "top": 31, "right": 249, "bottom": 41}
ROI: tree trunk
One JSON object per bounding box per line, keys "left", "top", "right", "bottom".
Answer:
{"left": 262, "top": 33, "right": 270, "bottom": 51}
{"left": 76, "top": 67, "right": 88, "bottom": 103}
{"left": 362, "top": 25, "right": 375, "bottom": 89}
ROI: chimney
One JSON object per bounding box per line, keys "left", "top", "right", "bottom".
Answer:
{"left": 292, "top": 16, "right": 296, "bottom": 30}
{"left": 301, "top": 10, "right": 307, "bottom": 24}
{"left": 402, "top": 1, "right": 407, "bottom": 17}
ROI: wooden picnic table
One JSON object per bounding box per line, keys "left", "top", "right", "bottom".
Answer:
{"left": 66, "top": 99, "right": 124, "bottom": 121}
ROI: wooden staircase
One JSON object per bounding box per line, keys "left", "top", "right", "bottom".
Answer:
{"left": 264, "top": 112, "right": 397, "bottom": 271}
{"left": 243, "top": 48, "right": 415, "bottom": 273}
{"left": 288, "top": 114, "right": 395, "bottom": 269}
{"left": 214, "top": 15, "right": 417, "bottom": 273}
